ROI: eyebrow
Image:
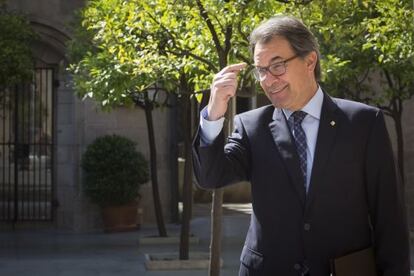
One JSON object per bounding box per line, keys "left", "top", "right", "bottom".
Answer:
{"left": 254, "top": 55, "right": 284, "bottom": 67}
{"left": 269, "top": 56, "right": 284, "bottom": 63}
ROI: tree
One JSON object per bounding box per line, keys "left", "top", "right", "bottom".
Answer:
{"left": 287, "top": 0, "right": 414, "bottom": 183}
{"left": 68, "top": 0, "right": 260, "bottom": 266}
{"left": 127, "top": 0, "right": 288, "bottom": 267}
{"left": 353, "top": 0, "right": 414, "bottom": 183}
{"left": 0, "top": 1, "right": 36, "bottom": 88}
{"left": 122, "top": 0, "right": 254, "bottom": 264}
{"left": 67, "top": 0, "right": 169, "bottom": 237}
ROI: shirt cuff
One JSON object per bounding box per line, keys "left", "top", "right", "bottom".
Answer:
{"left": 200, "top": 107, "right": 225, "bottom": 145}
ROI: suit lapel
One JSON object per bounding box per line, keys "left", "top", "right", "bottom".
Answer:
{"left": 305, "top": 94, "right": 340, "bottom": 212}
{"left": 269, "top": 108, "right": 306, "bottom": 207}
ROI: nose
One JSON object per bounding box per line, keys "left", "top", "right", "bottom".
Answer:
{"left": 261, "top": 71, "right": 280, "bottom": 87}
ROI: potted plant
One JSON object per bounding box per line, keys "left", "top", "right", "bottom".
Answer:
{"left": 82, "top": 134, "right": 149, "bottom": 232}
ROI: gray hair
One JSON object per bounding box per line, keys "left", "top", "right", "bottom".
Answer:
{"left": 249, "top": 15, "right": 321, "bottom": 81}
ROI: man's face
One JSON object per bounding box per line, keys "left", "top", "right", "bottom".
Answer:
{"left": 253, "top": 36, "right": 317, "bottom": 111}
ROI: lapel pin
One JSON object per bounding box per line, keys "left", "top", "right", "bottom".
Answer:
{"left": 330, "top": 120, "right": 336, "bottom": 127}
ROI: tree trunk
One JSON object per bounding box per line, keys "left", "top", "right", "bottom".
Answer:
{"left": 169, "top": 93, "right": 180, "bottom": 223}
{"left": 209, "top": 188, "right": 223, "bottom": 276}
{"left": 144, "top": 92, "right": 167, "bottom": 237}
{"left": 209, "top": 97, "right": 235, "bottom": 275}
{"left": 179, "top": 94, "right": 193, "bottom": 260}
{"left": 392, "top": 112, "right": 405, "bottom": 185}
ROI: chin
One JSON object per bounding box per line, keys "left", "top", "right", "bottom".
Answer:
{"left": 268, "top": 95, "right": 288, "bottom": 109}
{"left": 269, "top": 100, "right": 284, "bottom": 109}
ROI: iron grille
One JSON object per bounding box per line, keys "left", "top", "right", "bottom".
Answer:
{"left": 0, "top": 68, "right": 54, "bottom": 221}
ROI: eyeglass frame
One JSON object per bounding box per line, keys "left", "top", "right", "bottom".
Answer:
{"left": 252, "top": 55, "right": 299, "bottom": 81}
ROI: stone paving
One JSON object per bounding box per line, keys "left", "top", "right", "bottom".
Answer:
{"left": 1, "top": 203, "right": 413, "bottom": 275}
{"left": 0, "top": 204, "right": 250, "bottom": 276}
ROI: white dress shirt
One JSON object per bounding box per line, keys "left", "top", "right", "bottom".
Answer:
{"left": 200, "top": 87, "right": 324, "bottom": 192}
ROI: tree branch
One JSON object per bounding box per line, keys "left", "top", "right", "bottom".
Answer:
{"left": 166, "top": 49, "right": 218, "bottom": 72}
{"left": 237, "top": 21, "right": 249, "bottom": 44}
{"left": 281, "top": 0, "right": 313, "bottom": 4}
{"left": 397, "top": 75, "right": 406, "bottom": 92}
{"left": 397, "top": 97, "right": 403, "bottom": 115}
{"left": 211, "top": 13, "right": 226, "bottom": 34}
{"left": 357, "top": 68, "right": 370, "bottom": 87}
{"left": 146, "top": 11, "right": 178, "bottom": 46}
{"left": 223, "top": 25, "right": 233, "bottom": 66}
{"left": 235, "top": 52, "right": 251, "bottom": 64}
{"left": 196, "top": 0, "right": 223, "bottom": 56}
{"left": 383, "top": 68, "right": 394, "bottom": 90}
{"left": 146, "top": 10, "right": 217, "bottom": 72}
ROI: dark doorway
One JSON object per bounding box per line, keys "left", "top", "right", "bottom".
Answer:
{"left": 0, "top": 68, "right": 54, "bottom": 221}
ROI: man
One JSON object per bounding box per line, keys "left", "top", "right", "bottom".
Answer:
{"left": 192, "top": 15, "right": 410, "bottom": 275}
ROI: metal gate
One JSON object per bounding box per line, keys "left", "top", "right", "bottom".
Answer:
{"left": 0, "top": 68, "right": 54, "bottom": 221}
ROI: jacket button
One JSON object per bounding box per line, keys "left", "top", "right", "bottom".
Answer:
{"left": 294, "top": 263, "right": 301, "bottom": 270}
{"left": 304, "top": 223, "right": 311, "bottom": 231}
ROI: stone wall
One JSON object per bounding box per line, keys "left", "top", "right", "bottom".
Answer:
{"left": 76, "top": 99, "right": 172, "bottom": 231}
{"left": 384, "top": 98, "right": 414, "bottom": 230}
{"left": 402, "top": 98, "right": 414, "bottom": 230}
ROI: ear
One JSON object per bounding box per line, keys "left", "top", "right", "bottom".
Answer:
{"left": 306, "top": 51, "right": 318, "bottom": 74}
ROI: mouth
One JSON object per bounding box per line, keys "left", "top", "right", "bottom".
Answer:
{"left": 269, "top": 85, "right": 287, "bottom": 95}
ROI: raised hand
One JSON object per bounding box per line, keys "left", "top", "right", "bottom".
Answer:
{"left": 207, "top": 63, "right": 247, "bottom": 121}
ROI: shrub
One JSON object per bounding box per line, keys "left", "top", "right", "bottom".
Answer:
{"left": 81, "top": 134, "right": 149, "bottom": 207}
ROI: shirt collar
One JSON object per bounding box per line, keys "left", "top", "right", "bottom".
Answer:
{"left": 273, "top": 86, "right": 324, "bottom": 121}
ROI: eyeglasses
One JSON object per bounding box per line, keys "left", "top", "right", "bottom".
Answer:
{"left": 252, "top": 55, "right": 298, "bottom": 81}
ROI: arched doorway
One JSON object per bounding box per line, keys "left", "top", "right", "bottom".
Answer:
{"left": 0, "top": 20, "right": 69, "bottom": 223}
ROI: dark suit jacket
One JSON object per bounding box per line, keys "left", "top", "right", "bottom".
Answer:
{"left": 192, "top": 93, "right": 410, "bottom": 276}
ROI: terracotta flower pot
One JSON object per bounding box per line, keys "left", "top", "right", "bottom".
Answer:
{"left": 102, "top": 201, "right": 142, "bottom": 232}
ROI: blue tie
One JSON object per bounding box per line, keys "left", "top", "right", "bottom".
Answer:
{"left": 289, "top": 111, "right": 308, "bottom": 190}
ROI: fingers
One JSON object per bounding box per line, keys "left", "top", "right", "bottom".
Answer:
{"left": 212, "top": 62, "right": 247, "bottom": 89}
{"left": 214, "top": 78, "right": 238, "bottom": 89}
{"left": 214, "top": 63, "right": 247, "bottom": 81}
{"left": 207, "top": 63, "right": 247, "bottom": 120}
{"left": 220, "top": 62, "right": 247, "bottom": 74}
{"left": 213, "top": 75, "right": 238, "bottom": 89}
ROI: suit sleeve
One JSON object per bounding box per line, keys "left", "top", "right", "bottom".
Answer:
{"left": 365, "top": 110, "right": 410, "bottom": 275}
{"left": 192, "top": 115, "right": 251, "bottom": 189}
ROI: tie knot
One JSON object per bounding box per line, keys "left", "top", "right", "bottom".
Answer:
{"left": 291, "top": 111, "right": 307, "bottom": 125}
